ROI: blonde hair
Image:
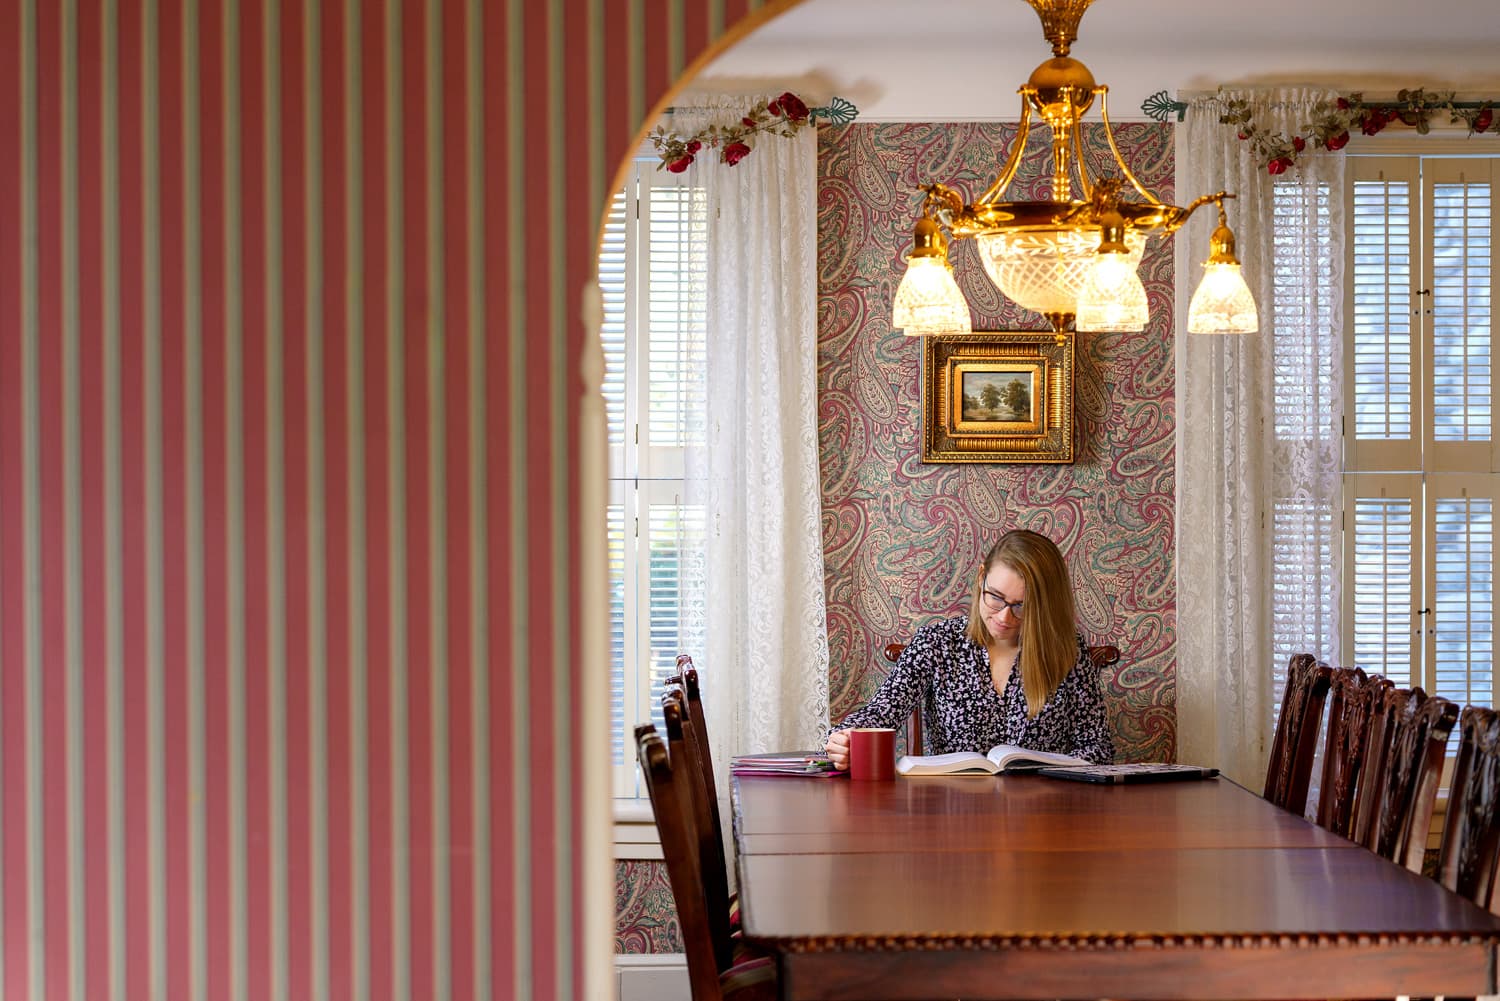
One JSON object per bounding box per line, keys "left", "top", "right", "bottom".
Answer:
{"left": 964, "top": 529, "right": 1078, "bottom": 717}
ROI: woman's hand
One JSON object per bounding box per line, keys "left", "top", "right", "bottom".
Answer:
{"left": 824, "top": 729, "right": 851, "bottom": 771}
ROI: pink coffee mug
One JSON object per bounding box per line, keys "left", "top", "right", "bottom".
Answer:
{"left": 848, "top": 727, "right": 896, "bottom": 781}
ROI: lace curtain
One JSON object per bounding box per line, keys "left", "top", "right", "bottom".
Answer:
{"left": 673, "top": 96, "right": 831, "bottom": 791}
{"left": 1175, "top": 88, "right": 1345, "bottom": 793}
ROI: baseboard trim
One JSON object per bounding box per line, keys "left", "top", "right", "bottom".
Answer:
{"left": 616, "top": 953, "right": 689, "bottom": 1001}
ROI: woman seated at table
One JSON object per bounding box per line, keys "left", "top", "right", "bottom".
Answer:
{"left": 825, "top": 528, "right": 1114, "bottom": 769}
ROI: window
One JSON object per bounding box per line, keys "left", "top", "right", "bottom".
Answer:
{"left": 1341, "top": 154, "right": 1498, "bottom": 713}
{"left": 600, "top": 161, "right": 708, "bottom": 799}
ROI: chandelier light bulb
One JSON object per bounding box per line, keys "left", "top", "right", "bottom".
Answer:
{"left": 892, "top": 257, "right": 972, "bottom": 336}
{"left": 1076, "top": 250, "right": 1148, "bottom": 333}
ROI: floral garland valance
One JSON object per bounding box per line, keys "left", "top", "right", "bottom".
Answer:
{"left": 649, "top": 93, "right": 857, "bottom": 172}
{"left": 1145, "top": 87, "right": 1498, "bottom": 174}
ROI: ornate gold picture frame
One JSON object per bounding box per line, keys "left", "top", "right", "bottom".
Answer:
{"left": 921, "top": 331, "right": 1074, "bottom": 463}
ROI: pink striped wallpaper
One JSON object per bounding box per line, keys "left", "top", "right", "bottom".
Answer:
{"left": 0, "top": 0, "right": 769, "bottom": 998}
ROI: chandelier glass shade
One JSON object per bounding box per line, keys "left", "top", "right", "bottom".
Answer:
{"left": 891, "top": 0, "right": 1257, "bottom": 339}
{"left": 1186, "top": 199, "right": 1260, "bottom": 334}
{"left": 1076, "top": 247, "right": 1149, "bottom": 333}
{"left": 892, "top": 257, "right": 973, "bottom": 336}
{"left": 975, "top": 227, "right": 1144, "bottom": 318}
{"left": 1187, "top": 263, "right": 1258, "bottom": 334}
{"left": 892, "top": 214, "right": 973, "bottom": 336}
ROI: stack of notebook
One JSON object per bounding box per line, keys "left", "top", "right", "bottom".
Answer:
{"left": 730, "top": 752, "right": 845, "bottom": 777}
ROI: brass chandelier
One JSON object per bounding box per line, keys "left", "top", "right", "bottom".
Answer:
{"left": 891, "top": 0, "right": 1258, "bottom": 338}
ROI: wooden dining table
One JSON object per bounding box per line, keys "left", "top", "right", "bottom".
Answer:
{"left": 731, "top": 771, "right": 1500, "bottom": 1001}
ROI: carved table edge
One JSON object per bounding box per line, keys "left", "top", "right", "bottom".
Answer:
{"left": 747, "top": 932, "right": 1500, "bottom": 953}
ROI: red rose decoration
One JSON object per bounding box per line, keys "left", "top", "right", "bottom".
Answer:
{"left": 667, "top": 154, "right": 695, "bottom": 173}
{"left": 1361, "top": 112, "right": 1387, "bottom": 136}
{"left": 1475, "top": 108, "right": 1494, "bottom": 133}
{"left": 742, "top": 116, "right": 756, "bottom": 128}
{"left": 722, "top": 141, "right": 752, "bottom": 166}
{"left": 768, "top": 98, "right": 781, "bottom": 116}
{"left": 1292, "top": 135, "right": 1306, "bottom": 152}
{"left": 776, "top": 91, "right": 810, "bottom": 122}
{"left": 686, "top": 140, "right": 702, "bottom": 154}
{"left": 1267, "top": 157, "right": 1291, "bottom": 175}
{"left": 1237, "top": 131, "right": 1249, "bottom": 140}
{"left": 1324, "top": 130, "right": 1350, "bottom": 151}
{"left": 1336, "top": 97, "right": 1350, "bottom": 110}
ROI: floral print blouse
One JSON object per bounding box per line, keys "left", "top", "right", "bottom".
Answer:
{"left": 833, "top": 615, "right": 1115, "bottom": 764}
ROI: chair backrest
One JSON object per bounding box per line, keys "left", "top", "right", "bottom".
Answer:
{"left": 881, "top": 642, "right": 923, "bottom": 753}
{"left": 667, "top": 656, "right": 729, "bottom": 910}
{"left": 1438, "top": 705, "right": 1500, "bottom": 907}
{"left": 882, "top": 641, "right": 1121, "bottom": 756}
{"left": 1262, "top": 653, "right": 1333, "bottom": 814}
{"left": 1315, "top": 667, "right": 1392, "bottom": 838}
{"left": 1368, "top": 689, "right": 1459, "bottom": 872}
{"left": 636, "top": 725, "right": 730, "bottom": 1001}
{"left": 668, "top": 656, "right": 721, "bottom": 825}
{"left": 661, "top": 691, "right": 734, "bottom": 973}
{"left": 678, "top": 661, "right": 724, "bottom": 864}
{"left": 1350, "top": 682, "right": 1408, "bottom": 847}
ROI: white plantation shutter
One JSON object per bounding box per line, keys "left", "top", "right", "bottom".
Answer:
{"left": 607, "top": 496, "right": 629, "bottom": 765}
{"left": 1348, "top": 163, "right": 1418, "bottom": 470}
{"left": 645, "top": 498, "right": 706, "bottom": 701}
{"left": 1346, "top": 477, "right": 1419, "bottom": 684}
{"left": 646, "top": 185, "right": 708, "bottom": 450}
{"left": 1342, "top": 154, "right": 1500, "bottom": 719}
{"left": 602, "top": 162, "right": 709, "bottom": 797}
{"left": 1428, "top": 477, "right": 1496, "bottom": 707}
{"left": 600, "top": 189, "right": 628, "bottom": 448}
{"left": 1427, "top": 163, "right": 1495, "bottom": 467}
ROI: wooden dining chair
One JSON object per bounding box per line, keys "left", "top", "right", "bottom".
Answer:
{"left": 1314, "top": 666, "right": 1393, "bottom": 839}
{"left": 661, "top": 691, "right": 735, "bottom": 973}
{"left": 1436, "top": 705, "right": 1500, "bottom": 907}
{"left": 636, "top": 726, "right": 777, "bottom": 1001}
{"left": 1366, "top": 688, "right": 1459, "bottom": 873}
{"left": 1262, "top": 653, "right": 1333, "bottom": 815}
{"left": 883, "top": 641, "right": 1121, "bottom": 755}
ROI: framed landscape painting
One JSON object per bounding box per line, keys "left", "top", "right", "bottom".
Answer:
{"left": 920, "top": 331, "right": 1074, "bottom": 463}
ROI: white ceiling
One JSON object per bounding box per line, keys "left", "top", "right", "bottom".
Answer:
{"left": 692, "top": 0, "right": 1500, "bottom": 122}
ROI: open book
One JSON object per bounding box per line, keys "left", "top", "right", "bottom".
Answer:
{"left": 896, "top": 744, "right": 1090, "bottom": 776}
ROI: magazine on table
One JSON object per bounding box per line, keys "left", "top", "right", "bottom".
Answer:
{"left": 1035, "top": 762, "right": 1220, "bottom": 785}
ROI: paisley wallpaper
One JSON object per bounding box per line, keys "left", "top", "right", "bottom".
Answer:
{"left": 616, "top": 121, "right": 1179, "bottom": 952}
{"left": 614, "top": 860, "right": 683, "bottom": 953}
{"left": 816, "top": 121, "right": 1177, "bottom": 764}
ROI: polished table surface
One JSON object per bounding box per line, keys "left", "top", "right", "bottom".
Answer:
{"left": 731, "top": 772, "right": 1500, "bottom": 1001}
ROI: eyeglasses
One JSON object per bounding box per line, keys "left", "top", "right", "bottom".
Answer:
{"left": 981, "top": 589, "right": 1023, "bottom": 618}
